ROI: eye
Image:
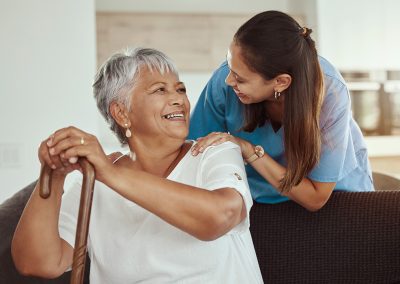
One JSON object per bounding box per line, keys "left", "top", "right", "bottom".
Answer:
{"left": 177, "top": 87, "right": 187, "bottom": 94}
{"left": 236, "top": 78, "right": 244, "bottom": 84}
{"left": 234, "top": 75, "right": 244, "bottom": 84}
{"left": 153, "top": 87, "right": 166, "bottom": 94}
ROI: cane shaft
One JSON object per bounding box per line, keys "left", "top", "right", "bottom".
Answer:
{"left": 70, "top": 159, "right": 95, "bottom": 284}
{"left": 38, "top": 159, "right": 95, "bottom": 284}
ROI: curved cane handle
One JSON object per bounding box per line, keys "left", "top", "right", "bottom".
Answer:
{"left": 39, "top": 165, "right": 52, "bottom": 199}
{"left": 38, "top": 159, "right": 95, "bottom": 284}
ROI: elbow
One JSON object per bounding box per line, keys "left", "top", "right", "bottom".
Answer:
{"left": 11, "top": 240, "right": 31, "bottom": 276}
{"left": 13, "top": 261, "right": 64, "bottom": 279}
{"left": 303, "top": 197, "right": 328, "bottom": 212}
{"left": 12, "top": 255, "right": 32, "bottom": 277}
{"left": 194, "top": 219, "right": 228, "bottom": 241}
{"left": 196, "top": 201, "right": 244, "bottom": 241}
{"left": 11, "top": 244, "right": 64, "bottom": 279}
{"left": 305, "top": 204, "right": 323, "bottom": 212}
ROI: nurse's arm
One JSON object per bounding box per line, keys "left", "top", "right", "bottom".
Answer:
{"left": 249, "top": 152, "right": 335, "bottom": 211}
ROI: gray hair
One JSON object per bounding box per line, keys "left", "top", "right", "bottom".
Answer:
{"left": 93, "top": 47, "right": 178, "bottom": 144}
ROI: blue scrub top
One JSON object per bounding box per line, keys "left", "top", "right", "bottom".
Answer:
{"left": 188, "top": 56, "right": 374, "bottom": 204}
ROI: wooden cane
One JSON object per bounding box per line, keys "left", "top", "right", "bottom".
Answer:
{"left": 39, "top": 158, "right": 95, "bottom": 284}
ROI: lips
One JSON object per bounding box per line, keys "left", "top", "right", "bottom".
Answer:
{"left": 234, "top": 90, "right": 246, "bottom": 99}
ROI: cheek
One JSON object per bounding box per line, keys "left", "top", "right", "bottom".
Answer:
{"left": 256, "top": 86, "right": 269, "bottom": 97}
{"left": 238, "top": 83, "right": 256, "bottom": 96}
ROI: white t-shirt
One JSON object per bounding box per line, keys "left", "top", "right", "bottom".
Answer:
{"left": 59, "top": 141, "right": 263, "bottom": 283}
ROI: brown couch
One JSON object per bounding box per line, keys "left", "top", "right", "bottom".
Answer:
{"left": 1, "top": 175, "right": 400, "bottom": 283}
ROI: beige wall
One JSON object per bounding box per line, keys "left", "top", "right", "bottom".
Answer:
{"left": 96, "top": 12, "right": 305, "bottom": 72}
{"left": 370, "top": 156, "right": 400, "bottom": 178}
{"left": 97, "top": 12, "right": 252, "bottom": 71}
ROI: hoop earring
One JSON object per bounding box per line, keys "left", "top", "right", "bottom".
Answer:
{"left": 274, "top": 91, "right": 281, "bottom": 100}
{"left": 124, "top": 123, "right": 132, "bottom": 138}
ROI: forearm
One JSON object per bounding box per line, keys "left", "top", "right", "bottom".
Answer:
{"left": 104, "top": 168, "right": 244, "bottom": 241}
{"left": 12, "top": 174, "right": 69, "bottom": 277}
{"left": 250, "top": 154, "right": 334, "bottom": 211}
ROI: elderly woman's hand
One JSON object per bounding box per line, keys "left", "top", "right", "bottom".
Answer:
{"left": 43, "top": 126, "right": 113, "bottom": 182}
{"left": 38, "top": 136, "right": 79, "bottom": 178}
{"left": 191, "top": 132, "right": 253, "bottom": 158}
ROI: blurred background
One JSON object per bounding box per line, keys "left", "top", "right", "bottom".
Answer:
{"left": 1, "top": 0, "right": 399, "bottom": 203}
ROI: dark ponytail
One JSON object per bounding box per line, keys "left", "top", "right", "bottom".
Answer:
{"left": 235, "top": 11, "right": 324, "bottom": 192}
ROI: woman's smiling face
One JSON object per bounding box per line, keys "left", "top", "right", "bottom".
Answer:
{"left": 225, "top": 42, "right": 277, "bottom": 104}
{"left": 128, "top": 66, "right": 190, "bottom": 141}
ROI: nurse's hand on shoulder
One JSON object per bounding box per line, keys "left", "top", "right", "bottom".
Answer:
{"left": 191, "top": 132, "right": 253, "bottom": 158}
{"left": 43, "top": 126, "right": 114, "bottom": 183}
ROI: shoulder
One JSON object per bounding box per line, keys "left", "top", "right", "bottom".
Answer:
{"left": 319, "top": 56, "right": 350, "bottom": 112}
{"left": 317, "top": 56, "right": 353, "bottom": 129}
{"left": 200, "top": 141, "right": 242, "bottom": 159}
{"left": 207, "top": 61, "right": 230, "bottom": 87}
{"left": 213, "top": 61, "right": 230, "bottom": 77}
{"left": 319, "top": 55, "right": 347, "bottom": 89}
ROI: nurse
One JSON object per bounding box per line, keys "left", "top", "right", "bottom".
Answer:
{"left": 189, "top": 10, "right": 374, "bottom": 211}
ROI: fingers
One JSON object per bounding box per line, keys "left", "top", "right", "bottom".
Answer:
{"left": 38, "top": 137, "right": 77, "bottom": 174}
{"left": 45, "top": 126, "right": 109, "bottom": 173}
{"left": 191, "top": 132, "right": 232, "bottom": 156}
{"left": 47, "top": 127, "right": 93, "bottom": 158}
{"left": 39, "top": 138, "right": 60, "bottom": 170}
{"left": 48, "top": 135, "right": 84, "bottom": 157}
{"left": 47, "top": 126, "right": 85, "bottom": 149}
{"left": 41, "top": 126, "right": 91, "bottom": 168}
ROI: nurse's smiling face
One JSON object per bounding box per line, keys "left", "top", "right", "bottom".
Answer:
{"left": 225, "top": 42, "right": 277, "bottom": 104}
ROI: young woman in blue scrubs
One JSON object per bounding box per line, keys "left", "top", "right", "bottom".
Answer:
{"left": 189, "top": 11, "right": 374, "bottom": 211}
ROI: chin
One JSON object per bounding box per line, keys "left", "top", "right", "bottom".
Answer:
{"left": 173, "top": 130, "right": 189, "bottom": 140}
{"left": 238, "top": 96, "right": 253, "bottom": 104}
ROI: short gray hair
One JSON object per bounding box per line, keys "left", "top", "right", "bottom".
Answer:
{"left": 93, "top": 47, "right": 178, "bottom": 144}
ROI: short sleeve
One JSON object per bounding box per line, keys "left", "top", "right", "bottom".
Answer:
{"left": 308, "top": 78, "right": 358, "bottom": 182}
{"left": 197, "top": 142, "right": 253, "bottom": 234}
{"left": 188, "top": 62, "right": 230, "bottom": 139}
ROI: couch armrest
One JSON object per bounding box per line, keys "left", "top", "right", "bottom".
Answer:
{"left": 250, "top": 191, "right": 400, "bottom": 283}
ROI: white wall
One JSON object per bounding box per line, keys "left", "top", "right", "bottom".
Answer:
{"left": 317, "top": 0, "right": 400, "bottom": 70}
{"left": 0, "top": 0, "right": 97, "bottom": 203}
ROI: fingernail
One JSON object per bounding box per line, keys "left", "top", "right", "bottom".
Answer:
{"left": 199, "top": 147, "right": 204, "bottom": 153}
{"left": 191, "top": 150, "right": 197, "bottom": 156}
{"left": 47, "top": 138, "right": 53, "bottom": 146}
{"left": 69, "top": 157, "right": 78, "bottom": 164}
{"left": 60, "top": 153, "right": 65, "bottom": 159}
{"left": 49, "top": 148, "right": 55, "bottom": 155}
{"left": 51, "top": 165, "right": 56, "bottom": 170}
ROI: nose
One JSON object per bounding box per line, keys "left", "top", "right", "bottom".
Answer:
{"left": 169, "top": 91, "right": 184, "bottom": 106}
{"left": 225, "top": 71, "right": 235, "bottom": 87}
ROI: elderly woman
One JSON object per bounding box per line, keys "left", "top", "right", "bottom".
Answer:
{"left": 11, "top": 48, "right": 263, "bottom": 283}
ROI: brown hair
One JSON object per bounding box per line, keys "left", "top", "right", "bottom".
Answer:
{"left": 234, "top": 11, "right": 324, "bottom": 192}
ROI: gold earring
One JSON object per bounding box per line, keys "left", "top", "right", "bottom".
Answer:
{"left": 125, "top": 123, "right": 131, "bottom": 138}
